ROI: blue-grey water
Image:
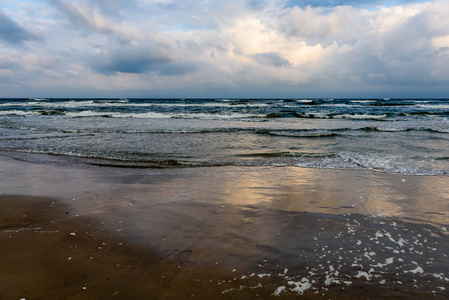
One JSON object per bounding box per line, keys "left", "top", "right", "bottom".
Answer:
{"left": 2, "top": 98, "right": 449, "bottom": 299}
{"left": 1, "top": 98, "right": 448, "bottom": 175}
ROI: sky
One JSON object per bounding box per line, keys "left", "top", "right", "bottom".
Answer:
{"left": 0, "top": 0, "right": 448, "bottom": 98}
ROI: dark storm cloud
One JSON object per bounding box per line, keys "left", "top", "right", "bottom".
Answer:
{"left": 91, "top": 45, "right": 197, "bottom": 76}
{"left": 92, "top": 47, "right": 173, "bottom": 74}
{"left": 0, "top": 9, "right": 35, "bottom": 44}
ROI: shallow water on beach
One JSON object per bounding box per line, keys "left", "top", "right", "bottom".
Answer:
{"left": 1, "top": 155, "right": 448, "bottom": 298}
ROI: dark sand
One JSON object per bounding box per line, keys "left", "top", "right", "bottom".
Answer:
{"left": 1, "top": 153, "right": 449, "bottom": 299}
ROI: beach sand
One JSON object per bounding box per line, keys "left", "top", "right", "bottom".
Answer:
{"left": 0, "top": 153, "right": 448, "bottom": 299}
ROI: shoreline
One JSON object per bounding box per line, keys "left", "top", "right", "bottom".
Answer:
{"left": 1, "top": 153, "right": 448, "bottom": 299}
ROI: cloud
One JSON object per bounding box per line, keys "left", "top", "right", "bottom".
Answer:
{"left": 48, "top": 0, "right": 195, "bottom": 76}
{"left": 251, "top": 52, "right": 291, "bottom": 67}
{"left": 0, "top": 9, "right": 35, "bottom": 44}
{"left": 92, "top": 45, "right": 173, "bottom": 74}
{"left": 90, "top": 43, "right": 197, "bottom": 76}
{"left": 84, "top": 0, "right": 137, "bottom": 18}
{"left": 1, "top": 0, "right": 449, "bottom": 97}
{"left": 156, "top": 61, "right": 198, "bottom": 76}
{"left": 0, "top": 54, "right": 15, "bottom": 69}
{"left": 284, "top": 0, "right": 432, "bottom": 8}
{"left": 49, "top": 0, "right": 115, "bottom": 34}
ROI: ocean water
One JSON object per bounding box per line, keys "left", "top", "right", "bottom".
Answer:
{"left": 1, "top": 98, "right": 448, "bottom": 175}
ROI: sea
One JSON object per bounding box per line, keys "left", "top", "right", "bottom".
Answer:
{"left": 1, "top": 98, "right": 449, "bottom": 175}
{"left": 2, "top": 98, "right": 449, "bottom": 298}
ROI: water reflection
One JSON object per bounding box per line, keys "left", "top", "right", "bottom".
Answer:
{"left": 1, "top": 154, "right": 448, "bottom": 225}
{"left": 2, "top": 155, "right": 449, "bottom": 297}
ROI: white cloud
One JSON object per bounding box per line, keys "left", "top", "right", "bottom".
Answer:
{"left": 432, "top": 36, "right": 449, "bottom": 49}
{"left": 0, "top": 0, "right": 448, "bottom": 97}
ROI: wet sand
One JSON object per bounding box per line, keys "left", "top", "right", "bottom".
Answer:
{"left": 0, "top": 153, "right": 449, "bottom": 299}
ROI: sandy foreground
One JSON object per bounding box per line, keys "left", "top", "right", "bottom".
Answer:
{"left": 0, "top": 153, "right": 449, "bottom": 299}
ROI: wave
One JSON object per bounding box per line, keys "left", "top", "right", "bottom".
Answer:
{"left": 1, "top": 148, "right": 226, "bottom": 168}
{"left": 169, "top": 112, "right": 266, "bottom": 119}
{"left": 263, "top": 130, "right": 338, "bottom": 138}
{"left": 3, "top": 146, "right": 448, "bottom": 175}
{"left": 65, "top": 111, "right": 164, "bottom": 118}
{"left": 428, "top": 128, "right": 449, "bottom": 134}
{"left": 1, "top": 109, "right": 67, "bottom": 116}
{"left": 417, "top": 104, "right": 449, "bottom": 109}
{"left": 0, "top": 100, "right": 270, "bottom": 109}
{"left": 359, "top": 127, "right": 412, "bottom": 132}
{"left": 362, "top": 127, "right": 449, "bottom": 134}
{"left": 59, "top": 127, "right": 247, "bottom": 134}
{"left": 295, "top": 152, "right": 449, "bottom": 176}
{"left": 407, "top": 111, "right": 447, "bottom": 115}
{"left": 87, "top": 159, "right": 218, "bottom": 168}
{"left": 240, "top": 152, "right": 330, "bottom": 158}
{"left": 361, "top": 126, "right": 449, "bottom": 134}
{"left": 19, "top": 110, "right": 265, "bottom": 119}
{"left": 290, "top": 113, "right": 389, "bottom": 120}
{"left": 0, "top": 108, "right": 398, "bottom": 121}
{"left": 0, "top": 109, "right": 265, "bottom": 119}
{"left": 265, "top": 111, "right": 299, "bottom": 118}
{"left": 0, "top": 100, "right": 97, "bottom": 108}
{"left": 351, "top": 100, "right": 375, "bottom": 104}
{"left": 0, "top": 110, "right": 40, "bottom": 116}
{"left": 38, "top": 110, "right": 65, "bottom": 116}
{"left": 371, "top": 102, "right": 411, "bottom": 107}
{"left": 333, "top": 114, "right": 388, "bottom": 120}
{"left": 17, "top": 124, "right": 443, "bottom": 136}
{"left": 93, "top": 99, "right": 129, "bottom": 103}
{"left": 149, "top": 102, "right": 269, "bottom": 108}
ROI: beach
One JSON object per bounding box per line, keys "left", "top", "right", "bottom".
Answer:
{"left": 1, "top": 153, "right": 448, "bottom": 299}
{"left": 2, "top": 0, "right": 449, "bottom": 296}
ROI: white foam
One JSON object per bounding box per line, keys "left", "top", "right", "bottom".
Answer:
{"left": 272, "top": 286, "right": 286, "bottom": 296}
{"left": 417, "top": 104, "right": 449, "bottom": 109}
{"left": 268, "top": 130, "right": 336, "bottom": 137}
{"left": 296, "top": 152, "right": 449, "bottom": 176}
{"left": 351, "top": 100, "right": 376, "bottom": 103}
{"left": 370, "top": 258, "right": 394, "bottom": 268}
{"left": 433, "top": 273, "right": 449, "bottom": 282}
{"left": 221, "top": 288, "right": 234, "bottom": 294}
{"left": 324, "top": 274, "right": 340, "bottom": 286}
{"left": 375, "top": 232, "right": 384, "bottom": 238}
{"left": 288, "top": 278, "right": 311, "bottom": 294}
{"left": 0, "top": 110, "right": 39, "bottom": 116}
{"left": 146, "top": 102, "right": 269, "bottom": 108}
{"left": 63, "top": 111, "right": 265, "bottom": 119}
{"left": 355, "top": 271, "right": 372, "bottom": 281}
{"left": 2, "top": 100, "right": 269, "bottom": 109}
{"left": 333, "top": 114, "right": 387, "bottom": 120}
{"left": 406, "top": 266, "right": 424, "bottom": 274}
